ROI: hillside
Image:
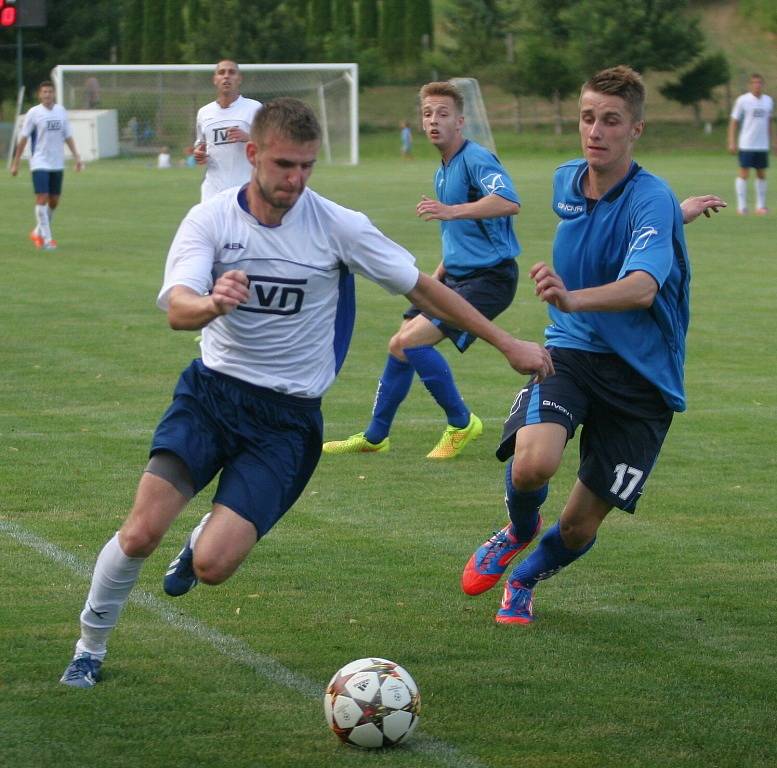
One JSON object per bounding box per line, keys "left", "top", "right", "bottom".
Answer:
{"left": 362, "top": 0, "right": 776, "bottom": 131}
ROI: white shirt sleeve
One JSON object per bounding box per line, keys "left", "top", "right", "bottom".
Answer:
{"left": 157, "top": 205, "right": 219, "bottom": 310}
{"left": 334, "top": 210, "right": 419, "bottom": 295}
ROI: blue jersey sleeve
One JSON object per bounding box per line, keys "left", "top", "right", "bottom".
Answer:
{"left": 620, "top": 186, "right": 679, "bottom": 289}
{"left": 464, "top": 145, "right": 520, "bottom": 205}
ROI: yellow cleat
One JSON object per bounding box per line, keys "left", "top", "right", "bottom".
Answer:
{"left": 322, "top": 432, "right": 390, "bottom": 455}
{"left": 426, "top": 413, "right": 483, "bottom": 459}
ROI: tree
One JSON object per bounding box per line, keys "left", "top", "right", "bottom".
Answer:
{"left": 333, "top": 0, "right": 354, "bottom": 38}
{"left": 381, "top": 0, "right": 406, "bottom": 64}
{"left": 405, "top": 0, "right": 433, "bottom": 60}
{"left": 357, "top": 0, "right": 379, "bottom": 47}
{"left": 495, "top": 0, "right": 578, "bottom": 133}
{"left": 660, "top": 52, "right": 731, "bottom": 126}
{"left": 562, "top": 0, "right": 703, "bottom": 75}
{"left": 120, "top": 0, "right": 143, "bottom": 63}
{"left": 442, "top": 0, "right": 514, "bottom": 77}
{"left": 164, "top": 0, "right": 183, "bottom": 64}
{"left": 141, "top": 0, "right": 166, "bottom": 63}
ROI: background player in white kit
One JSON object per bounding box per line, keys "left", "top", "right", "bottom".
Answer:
{"left": 60, "top": 97, "right": 553, "bottom": 688}
{"left": 10, "top": 81, "right": 83, "bottom": 250}
{"left": 728, "top": 73, "right": 774, "bottom": 215}
{"left": 194, "top": 59, "right": 263, "bottom": 201}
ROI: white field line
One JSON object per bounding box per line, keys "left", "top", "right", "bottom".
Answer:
{"left": 0, "top": 519, "right": 489, "bottom": 768}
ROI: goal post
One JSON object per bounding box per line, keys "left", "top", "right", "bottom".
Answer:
{"left": 450, "top": 77, "right": 496, "bottom": 154}
{"left": 51, "top": 63, "right": 359, "bottom": 164}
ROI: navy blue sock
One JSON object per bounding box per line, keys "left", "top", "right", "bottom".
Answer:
{"left": 364, "top": 355, "right": 414, "bottom": 443}
{"left": 511, "top": 521, "right": 595, "bottom": 589}
{"left": 504, "top": 459, "right": 548, "bottom": 542}
{"left": 404, "top": 346, "right": 469, "bottom": 428}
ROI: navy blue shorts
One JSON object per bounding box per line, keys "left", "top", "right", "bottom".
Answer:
{"left": 32, "top": 170, "right": 64, "bottom": 196}
{"left": 150, "top": 359, "right": 323, "bottom": 537}
{"left": 497, "top": 348, "right": 673, "bottom": 512}
{"left": 738, "top": 150, "right": 769, "bottom": 170}
{"left": 403, "top": 260, "right": 518, "bottom": 352}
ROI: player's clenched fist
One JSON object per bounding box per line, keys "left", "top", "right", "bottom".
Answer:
{"left": 211, "top": 269, "right": 250, "bottom": 315}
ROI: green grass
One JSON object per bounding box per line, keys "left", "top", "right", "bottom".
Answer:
{"left": 0, "top": 142, "right": 776, "bottom": 768}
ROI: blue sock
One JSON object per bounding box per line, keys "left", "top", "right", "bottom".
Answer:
{"left": 364, "top": 355, "right": 414, "bottom": 443}
{"left": 511, "top": 521, "right": 595, "bottom": 589}
{"left": 504, "top": 459, "right": 548, "bottom": 542}
{"left": 403, "top": 345, "right": 469, "bottom": 428}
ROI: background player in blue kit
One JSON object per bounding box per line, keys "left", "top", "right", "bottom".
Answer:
{"left": 461, "top": 66, "right": 718, "bottom": 624}
{"left": 59, "top": 98, "right": 553, "bottom": 687}
{"left": 324, "top": 81, "right": 524, "bottom": 460}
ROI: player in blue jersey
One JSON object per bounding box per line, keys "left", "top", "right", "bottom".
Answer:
{"left": 461, "top": 66, "right": 723, "bottom": 623}
{"left": 59, "top": 98, "right": 553, "bottom": 687}
{"left": 323, "top": 81, "right": 524, "bottom": 460}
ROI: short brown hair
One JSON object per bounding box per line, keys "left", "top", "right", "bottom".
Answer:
{"left": 251, "top": 97, "right": 322, "bottom": 145}
{"left": 580, "top": 66, "right": 646, "bottom": 122}
{"left": 419, "top": 81, "right": 464, "bottom": 114}
{"left": 38, "top": 80, "right": 55, "bottom": 91}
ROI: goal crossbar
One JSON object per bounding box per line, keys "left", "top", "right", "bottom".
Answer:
{"left": 51, "top": 63, "right": 359, "bottom": 164}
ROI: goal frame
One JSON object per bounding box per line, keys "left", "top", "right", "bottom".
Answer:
{"left": 51, "top": 63, "right": 359, "bottom": 164}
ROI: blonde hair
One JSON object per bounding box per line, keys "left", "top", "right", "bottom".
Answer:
{"left": 419, "top": 82, "right": 464, "bottom": 114}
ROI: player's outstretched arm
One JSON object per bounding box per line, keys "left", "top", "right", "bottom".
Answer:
{"left": 406, "top": 272, "right": 553, "bottom": 380}
{"left": 167, "top": 270, "right": 249, "bottom": 330}
{"left": 530, "top": 262, "right": 658, "bottom": 313}
{"left": 416, "top": 193, "right": 519, "bottom": 222}
{"left": 680, "top": 195, "right": 727, "bottom": 223}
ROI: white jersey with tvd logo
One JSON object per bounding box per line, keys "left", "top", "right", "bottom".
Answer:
{"left": 195, "top": 95, "right": 263, "bottom": 200}
{"left": 20, "top": 103, "right": 72, "bottom": 171}
{"left": 158, "top": 186, "right": 419, "bottom": 398}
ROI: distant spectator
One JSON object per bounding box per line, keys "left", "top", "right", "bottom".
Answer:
{"left": 157, "top": 146, "right": 172, "bottom": 169}
{"left": 84, "top": 76, "right": 100, "bottom": 109}
{"left": 400, "top": 120, "right": 413, "bottom": 159}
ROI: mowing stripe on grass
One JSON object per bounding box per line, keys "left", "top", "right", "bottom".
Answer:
{"left": 0, "top": 520, "right": 489, "bottom": 768}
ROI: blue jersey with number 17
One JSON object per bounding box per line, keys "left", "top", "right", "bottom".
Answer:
{"left": 546, "top": 159, "right": 691, "bottom": 412}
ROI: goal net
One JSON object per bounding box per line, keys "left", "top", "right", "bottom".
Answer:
{"left": 450, "top": 77, "right": 496, "bottom": 154}
{"left": 51, "top": 63, "right": 359, "bottom": 164}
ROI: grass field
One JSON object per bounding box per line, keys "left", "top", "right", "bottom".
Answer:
{"left": 1, "top": 140, "right": 776, "bottom": 768}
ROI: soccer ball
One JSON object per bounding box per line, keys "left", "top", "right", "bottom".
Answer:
{"left": 324, "top": 657, "right": 421, "bottom": 749}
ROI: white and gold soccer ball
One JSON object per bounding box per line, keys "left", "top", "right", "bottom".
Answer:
{"left": 324, "top": 657, "right": 421, "bottom": 749}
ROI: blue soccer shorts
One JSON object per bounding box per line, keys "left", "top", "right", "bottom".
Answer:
{"left": 403, "top": 259, "right": 518, "bottom": 352}
{"left": 32, "top": 170, "right": 64, "bottom": 196}
{"left": 150, "top": 359, "right": 323, "bottom": 537}
{"left": 738, "top": 150, "right": 769, "bottom": 170}
{"left": 496, "top": 347, "right": 674, "bottom": 512}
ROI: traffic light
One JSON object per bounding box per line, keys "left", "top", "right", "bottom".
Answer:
{"left": 0, "top": 0, "right": 18, "bottom": 27}
{"left": 0, "top": 0, "right": 46, "bottom": 28}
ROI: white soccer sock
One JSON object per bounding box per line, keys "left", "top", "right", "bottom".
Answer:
{"left": 74, "top": 533, "right": 145, "bottom": 661}
{"left": 190, "top": 512, "right": 212, "bottom": 551}
{"left": 756, "top": 179, "right": 767, "bottom": 209}
{"left": 35, "top": 204, "right": 52, "bottom": 241}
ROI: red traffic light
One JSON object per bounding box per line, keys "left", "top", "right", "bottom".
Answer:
{"left": 0, "top": 0, "right": 18, "bottom": 28}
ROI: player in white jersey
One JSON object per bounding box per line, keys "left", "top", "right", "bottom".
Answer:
{"left": 60, "top": 97, "right": 553, "bottom": 687}
{"left": 194, "top": 59, "right": 263, "bottom": 201}
{"left": 728, "top": 73, "right": 774, "bottom": 214}
{"left": 10, "top": 81, "right": 83, "bottom": 250}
